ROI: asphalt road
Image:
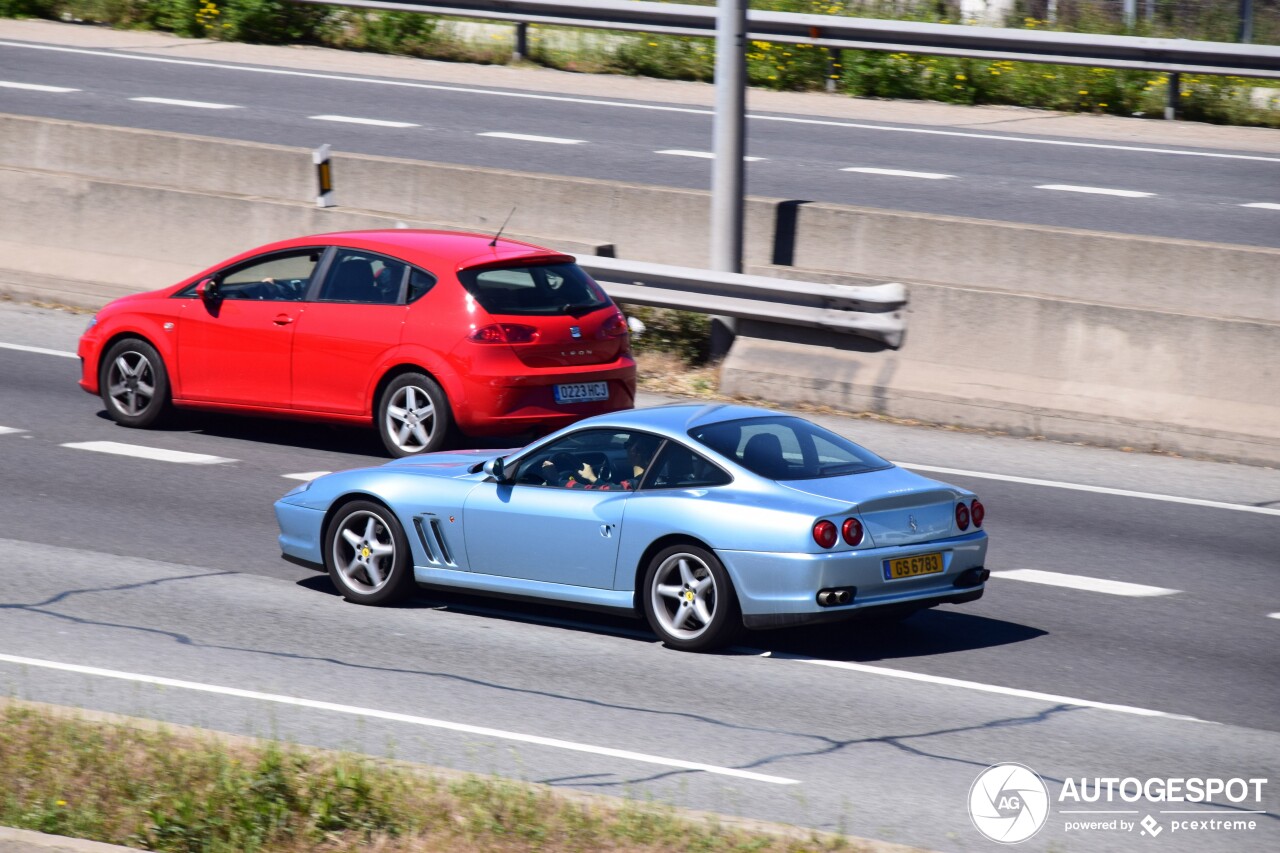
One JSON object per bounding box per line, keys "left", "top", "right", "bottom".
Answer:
{"left": 1, "top": 21, "right": 1279, "bottom": 247}
{"left": 0, "top": 301, "right": 1277, "bottom": 852}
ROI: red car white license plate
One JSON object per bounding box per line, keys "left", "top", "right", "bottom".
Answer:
{"left": 554, "top": 381, "right": 609, "bottom": 404}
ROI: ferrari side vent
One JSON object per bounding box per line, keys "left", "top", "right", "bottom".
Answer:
{"left": 414, "top": 516, "right": 457, "bottom": 567}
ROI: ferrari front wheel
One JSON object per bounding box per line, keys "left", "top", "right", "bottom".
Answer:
{"left": 324, "top": 500, "right": 415, "bottom": 605}
{"left": 642, "top": 544, "right": 740, "bottom": 652}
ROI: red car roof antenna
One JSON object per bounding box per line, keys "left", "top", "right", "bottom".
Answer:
{"left": 488, "top": 206, "right": 517, "bottom": 248}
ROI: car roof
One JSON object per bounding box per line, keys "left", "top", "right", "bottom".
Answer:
{"left": 564, "top": 403, "right": 794, "bottom": 441}
{"left": 258, "top": 229, "right": 572, "bottom": 271}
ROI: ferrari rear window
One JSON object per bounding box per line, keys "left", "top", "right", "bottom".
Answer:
{"left": 690, "top": 416, "right": 890, "bottom": 480}
{"left": 458, "top": 263, "right": 610, "bottom": 316}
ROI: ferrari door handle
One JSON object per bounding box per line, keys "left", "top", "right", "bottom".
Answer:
{"left": 273, "top": 314, "right": 294, "bottom": 326}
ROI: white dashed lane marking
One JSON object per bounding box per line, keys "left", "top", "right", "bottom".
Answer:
{"left": 656, "top": 149, "right": 766, "bottom": 161}
{"left": 479, "top": 132, "right": 584, "bottom": 145}
{"left": 1268, "top": 613, "right": 1280, "bottom": 620}
{"left": 992, "top": 569, "right": 1179, "bottom": 597}
{"left": 61, "top": 441, "right": 235, "bottom": 465}
{"left": 0, "top": 426, "right": 26, "bottom": 435}
{"left": 1242, "top": 202, "right": 1280, "bottom": 210}
{"left": 283, "top": 471, "right": 331, "bottom": 481}
{"left": 896, "top": 462, "right": 1280, "bottom": 517}
{"left": 0, "top": 81, "right": 79, "bottom": 92}
{"left": 0, "top": 342, "right": 79, "bottom": 358}
{"left": 841, "top": 167, "right": 954, "bottom": 179}
{"left": 784, "top": 656, "right": 1202, "bottom": 721}
{"left": 1035, "top": 184, "right": 1155, "bottom": 198}
{"left": 309, "top": 114, "right": 418, "bottom": 128}
{"left": 130, "top": 97, "right": 239, "bottom": 110}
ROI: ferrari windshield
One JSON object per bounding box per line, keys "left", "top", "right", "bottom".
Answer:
{"left": 458, "top": 263, "right": 610, "bottom": 316}
{"left": 690, "top": 415, "right": 890, "bottom": 480}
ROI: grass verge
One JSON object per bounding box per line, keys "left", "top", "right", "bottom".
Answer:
{"left": 1, "top": 699, "right": 871, "bottom": 853}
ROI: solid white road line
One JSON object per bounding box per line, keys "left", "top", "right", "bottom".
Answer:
{"left": 785, "top": 657, "right": 1204, "bottom": 722}
{"left": 0, "top": 341, "right": 79, "bottom": 359}
{"left": 0, "top": 427, "right": 25, "bottom": 435}
{"left": 309, "top": 114, "right": 418, "bottom": 128}
{"left": 0, "top": 653, "right": 800, "bottom": 785}
{"left": 1035, "top": 184, "right": 1155, "bottom": 198}
{"left": 130, "top": 96, "right": 239, "bottom": 109}
{"left": 61, "top": 441, "right": 234, "bottom": 465}
{"left": 1241, "top": 202, "right": 1280, "bottom": 210}
{"left": 896, "top": 462, "right": 1280, "bottom": 518}
{"left": 6, "top": 41, "right": 1279, "bottom": 164}
{"left": 656, "top": 149, "right": 765, "bottom": 161}
{"left": 841, "top": 167, "right": 953, "bottom": 179}
{"left": 991, "top": 569, "right": 1179, "bottom": 597}
{"left": 478, "top": 132, "right": 583, "bottom": 144}
{"left": 282, "top": 471, "right": 331, "bottom": 481}
{"left": 0, "top": 80, "right": 79, "bottom": 92}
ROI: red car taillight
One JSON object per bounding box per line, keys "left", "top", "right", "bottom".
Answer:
{"left": 812, "top": 520, "right": 838, "bottom": 549}
{"left": 841, "top": 517, "right": 864, "bottom": 546}
{"left": 971, "top": 499, "right": 985, "bottom": 528}
{"left": 955, "top": 502, "right": 970, "bottom": 531}
{"left": 469, "top": 323, "right": 539, "bottom": 344}
{"left": 598, "top": 311, "right": 629, "bottom": 339}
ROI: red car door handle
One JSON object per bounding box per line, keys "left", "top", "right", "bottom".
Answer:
{"left": 273, "top": 314, "right": 294, "bottom": 326}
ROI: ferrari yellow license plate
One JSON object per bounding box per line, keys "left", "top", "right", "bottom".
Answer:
{"left": 883, "top": 552, "right": 944, "bottom": 580}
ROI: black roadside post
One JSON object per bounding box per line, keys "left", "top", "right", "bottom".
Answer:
{"left": 313, "top": 143, "right": 334, "bottom": 208}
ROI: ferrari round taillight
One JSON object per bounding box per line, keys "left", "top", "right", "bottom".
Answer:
{"left": 812, "top": 520, "right": 838, "bottom": 549}
{"left": 955, "top": 502, "right": 970, "bottom": 531}
{"left": 599, "top": 311, "right": 629, "bottom": 339}
{"left": 841, "top": 517, "right": 864, "bottom": 546}
{"left": 971, "top": 499, "right": 985, "bottom": 528}
{"left": 469, "top": 323, "right": 538, "bottom": 344}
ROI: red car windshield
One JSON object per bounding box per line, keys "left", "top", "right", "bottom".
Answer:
{"left": 458, "top": 263, "right": 610, "bottom": 316}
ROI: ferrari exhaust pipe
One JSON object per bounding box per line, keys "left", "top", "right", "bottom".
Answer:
{"left": 816, "top": 587, "right": 855, "bottom": 607}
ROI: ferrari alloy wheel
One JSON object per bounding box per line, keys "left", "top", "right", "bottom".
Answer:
{"left": 378, "top": 372, "right": 453, "bottom": 458}
{"left": 100, "top": 338, "right": 171, "bottom": 428}
{"left": 325, "top": 501, "right": 415, "bottom": 605}
{"left": 643, "top": 544, "right": 740, "bottom": 652}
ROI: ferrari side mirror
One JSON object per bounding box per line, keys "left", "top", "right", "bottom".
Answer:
{"left": 482, "top": 456, "right": 507, "bottom": 482}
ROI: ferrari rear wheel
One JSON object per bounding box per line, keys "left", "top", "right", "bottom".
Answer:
{"left": 643, "top": 544, "right": 740, "bottom": 652}
{"left": 378, "top": 372, "right": 453, "bottom": 458}
{"left": 100, "top": 338, "right": 171, "bottom": 428}
{"left": 324, "top": 500, "right": 415, "bottom": 605}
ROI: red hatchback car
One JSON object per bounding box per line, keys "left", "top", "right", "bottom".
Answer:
{"left": 78, "top": 230, "right": 637, "bottom": 456}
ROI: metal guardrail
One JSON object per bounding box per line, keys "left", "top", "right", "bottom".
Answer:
{"left": 577, "top": 255, "right": 907, "bottom": 348}
{"left": 293, "top": 0, "right": 1280, "bottom": 78}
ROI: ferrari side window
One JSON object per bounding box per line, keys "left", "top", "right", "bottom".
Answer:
{"left": 644, "top": 444, "right": 730, "bottom": 490}
{"left": 514, "top": 430, "right": 660, "bottom": 491}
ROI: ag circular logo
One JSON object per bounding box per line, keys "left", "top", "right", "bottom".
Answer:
{"left": 969, "top": 762, "right": 1050, "bottom": 844}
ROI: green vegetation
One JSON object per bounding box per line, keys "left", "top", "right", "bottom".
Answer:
{"left": 1, "top": 702, "right": 853, "bottom": 852}
{"left": 3, "top": 1, "right": 1276, "bottom": 126}
{"left": 624, "top": 305, "right": 714, "bottom": 366}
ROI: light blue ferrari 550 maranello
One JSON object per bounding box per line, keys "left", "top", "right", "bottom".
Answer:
{"left": 275, "top": 403, "right": 990, "bottom": 651}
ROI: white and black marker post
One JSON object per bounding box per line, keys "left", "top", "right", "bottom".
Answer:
{"left": 313, "top": 144, "right": 334, "bottom": 208}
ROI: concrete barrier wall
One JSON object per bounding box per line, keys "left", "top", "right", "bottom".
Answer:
{"left": 727, "top": 268, "right": 1280, "bottom": 465}
{"left": 6, "top": 113, "right": 1277, "bottom": 323}
{"left": 789, "top": 203, "right": 1280, "bottom": 323}
{"left": 2, "top": 114, "right": 1277, "bottom": 463}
